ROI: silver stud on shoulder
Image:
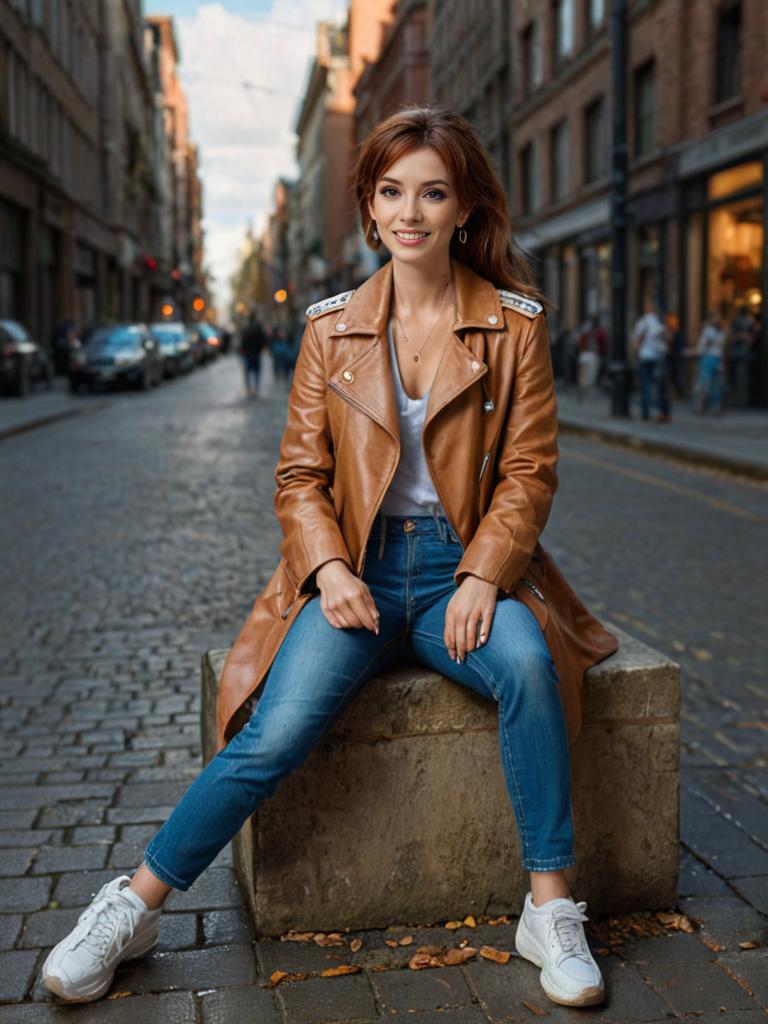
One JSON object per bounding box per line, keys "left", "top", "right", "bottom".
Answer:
{"left": 305, "top": 289, "right": 355, "bottom": 320}
{"left": 497, "top": 289, "right": 544, "bottom": 319}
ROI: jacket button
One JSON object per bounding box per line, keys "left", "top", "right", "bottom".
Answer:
{"left": 342, "top": 370, "right": 354, "bottom": 383}
{"left": 336, "top": 322, "right": 347, "bottom": 331}
{"left": 487, "top": 313, "right": 498, "bottom": 325}
{"left": 470, "top": 360, "right": 480, "bottom": 371}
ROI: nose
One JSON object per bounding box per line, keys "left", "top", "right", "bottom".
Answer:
{"left": 400, "top": 194, "right": 422, "bottom": 223}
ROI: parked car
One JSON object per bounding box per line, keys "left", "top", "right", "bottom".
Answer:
{"left": 0, "top": 320, "right": 53, "bottom": 397}
{"left": 69, "top": 324, "right": 163, "bottom": 392}
{"left": 188, "top": 322, "right": 221, "bottom": 363}
{"left": 149, "top": 322, "right": 194, "bottom": 378}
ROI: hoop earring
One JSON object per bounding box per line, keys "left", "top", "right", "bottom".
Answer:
{"left": 372, "top": 224, "right": 379, "bottom": 241}
{"left": 458, "top": 225, "right": 467, "bottom": 244}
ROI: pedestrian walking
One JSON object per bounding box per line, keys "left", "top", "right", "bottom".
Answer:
{"left": 43, "top": 105, "right": 618, "bottom": 1010}
{"left": 239, "top": 313, "right": 266, "bottom": 397}
{"left": 631, "top": 298, "right": 671, "bottom": 422}
{"left": 575, "top": 315, "right": 607, "bottom": 401}
{"left": 693, "top": 310, "right": 727, "bottom": 415}
{"left": 727, "top": 304, "right": 756, "bottom": 408}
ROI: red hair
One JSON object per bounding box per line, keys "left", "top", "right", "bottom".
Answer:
{"left": 351, "top": 104, "right": 547, "bottom": 308}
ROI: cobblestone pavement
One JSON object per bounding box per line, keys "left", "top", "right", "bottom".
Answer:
{"left": 0, "top": 355, "right": 766, "bottom": 1021}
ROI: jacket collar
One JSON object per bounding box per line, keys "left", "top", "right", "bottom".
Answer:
{"left": 327, "top": 257, "right": 505, "bottom": 339}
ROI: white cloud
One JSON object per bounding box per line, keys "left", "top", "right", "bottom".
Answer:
{"left": 174, "top": 1, "right": 350, "bottom": 316}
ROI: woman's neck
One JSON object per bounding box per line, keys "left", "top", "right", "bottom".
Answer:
{"left": 391, "top": 257, "right": 454, "bottom": 321}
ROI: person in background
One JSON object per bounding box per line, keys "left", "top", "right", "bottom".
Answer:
{"left": 631, "top": 298, "right": 671, "bottom": 423}
{"left": 693, "top": 309, "right": 727, "bottom": 415}
{"left": 664, "top": 312, "right": 685, "bottom": 399}
{"left": 270, "top": 322, "right": 292, "bottom": 380}
{"left": 239, "top": 313, "right": 266, "bottom": 398}
{"left": 575, "top": 315, "right": 607, "bottom": 401}
{"left": 728, "top": 304, "right": 756, "bottom": 408}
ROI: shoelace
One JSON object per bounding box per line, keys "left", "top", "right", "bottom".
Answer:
{"left": 546, "top": 901, "right": 592, "bottom": 967}
{"left": 76, "top": 891, "right": 134, "bottom": 957}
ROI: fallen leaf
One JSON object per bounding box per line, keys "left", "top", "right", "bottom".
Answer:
{"left": 267, "top": 971, "right": 288, "bottom": 988}
{"left": 739, "top": 940, "right": 759, "bottom": 949}
{"left": 443, "top": 947, "right": 477, "bottom": 965}
{"left": 416, "top": 945, "right": 444, "bottom": 955}
{"left": 409, "top": 951, "right": 437, "bottom": 970}
{"left": 385, "top": 940, "right": 399, "bottom": 948}
{"left": 320, "top": 965, "right": 361, "bottom": 977}
{"left": 479, "top": 945, "right": 511, "bottom": 964}
{"left": 701, "top": 935, "right": 727, "bottom": 952}
{"left": 107, "top": 991, "right": 133, "bottom": 1000}
{"left": 398, "top": 936, "right": 414, "bottom": 945}
{"left": 314, "top": 932, "right": 344, "bottom": 947}
{"left": 445, "top": 920, "right": 463, "bottom": 930}
{"left": 350, "top": 938, "right": 363, "bottom": 952}
{"left": 463, "top": 915, "right": 477, "bottom": 927}
{"left": 522, "top": 1000, "right": 547, "bottom": 1016}
{"left": 486, "top": 915, "right": 511, "bottom": 925}
{"left": 656, "top": 911, "right": 696, "bottom": 933}
{"left": 282, "top": 931, "right": 315, "bottom": 942}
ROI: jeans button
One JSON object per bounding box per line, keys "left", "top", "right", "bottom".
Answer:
{"left": 403, "top": 519, "right": 416, "bottom": 533}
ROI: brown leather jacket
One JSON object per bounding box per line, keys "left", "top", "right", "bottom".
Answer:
{"left": 216, "top": 257, "right": 618, "bottom": 752}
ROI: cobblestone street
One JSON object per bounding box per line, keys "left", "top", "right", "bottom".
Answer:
{"left": 0, "top": 354, "right": 766, "bottom": 1021}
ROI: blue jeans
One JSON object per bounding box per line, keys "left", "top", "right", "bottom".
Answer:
{"left": 637, "top": 358, "right": 669, "bottom": 418}
{"left": 696, "top": 354, "right": 723, "bottom": 413}
{"left": 144, "top": 513, "right": 575, "bottom": 889}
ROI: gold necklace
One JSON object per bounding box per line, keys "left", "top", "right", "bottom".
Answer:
{"left": 393, "top": 276, "right": 455, "bottom": 362}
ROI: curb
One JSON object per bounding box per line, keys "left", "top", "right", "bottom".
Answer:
{"left": 0, "top": 400, "right": 110, "bottom": 442}
{"left": 557, "top": 415, "right": 768, "bottom": 481}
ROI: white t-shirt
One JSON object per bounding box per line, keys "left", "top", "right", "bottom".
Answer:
{"left": 632, "top": 312, "right": 667, "bottom": 361}
{"left": 697, "top": 324, "right": 726, "bottom": 358}
{"left": 379, "top": 318, "right": 448, "bottom": 518}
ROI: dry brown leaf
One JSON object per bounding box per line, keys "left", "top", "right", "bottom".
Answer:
{"left": 486, "top": 915, "right": 511, "bottom": 925}
{"left": 282, "top": 931, "right": 315, "bottom": 942}
{"left": 656, "top": 911, "right": 696, "bottom": 933}
{"left": 739, "top": 940, "right": 759, "bottom": 949}
{"left": 267, "top": 970, "right": 288, "bottom": 988}
{"left": 314, "top": 932, "right": 344, "bottom": 947}
{"left": 700, "top": 935, "right": 727, "bottom": 952}
{"left": 463, "top": 915, "right": 477, "bottom": 928}
{"left": 443, "top": 947, "right": 477, "bottom": 965}
{"left": 409, "top": 951, "right": 438, "bottom": 970}
{"left": 398, "top": 935, "right": 414, "bottom": 945}
{"left": 350, "top": 938, "right": 363, "bottom": 952}
{"left": 416, "top": 945, "right": 445, "bottom": 955}
{"left": 385, "top": 939, "right": 399, "bottom": 948}
{"left": 320, "top": 965, "right": 361, "bottom": 977}
{"left": 107, "top": 991, "right": 133, "bottom": 1000}
{"left": 444, "top": 920, "right": 462, "bottom": 930}
{"left": 522, "top": 1000, "right": 547, "bottom": 1017}
{"left": 479, "top": 945, "right": 511, "bottom": 964}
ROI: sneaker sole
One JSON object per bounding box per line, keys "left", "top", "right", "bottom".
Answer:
{"left": 515, "top": 918, "right": 605, "bottom": 1008}
{"left": 42, "top": 928, "right": 159, "bottom": 1003}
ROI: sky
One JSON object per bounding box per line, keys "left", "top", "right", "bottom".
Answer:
{"left": 144, "top": 1, "right": 350, "bottom": 315}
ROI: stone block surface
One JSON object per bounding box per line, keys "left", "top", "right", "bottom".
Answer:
{"left": 201, "top": 624, "right": 680, "bottom": 934}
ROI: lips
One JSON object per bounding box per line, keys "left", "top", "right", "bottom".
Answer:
{"left": 394, "top": 231, "right": 430, "bottom": 239}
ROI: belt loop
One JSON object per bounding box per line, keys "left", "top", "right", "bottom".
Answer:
{"left": 378, "top": 514, "right": 387, "bottom": 559}
{"left": 431, "top": 504, "right": 446, "bottom": 542}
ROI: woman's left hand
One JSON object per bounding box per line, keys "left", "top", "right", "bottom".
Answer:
{"left": 444, "top": 575, "right": 498, "bottom": 663}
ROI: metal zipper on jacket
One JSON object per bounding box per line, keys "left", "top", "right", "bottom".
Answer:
{"left": 519, "top": 577, "right": 545, "bottom": 602}
{"left": 478, "top": 451, "right": 491, "bottom": 482}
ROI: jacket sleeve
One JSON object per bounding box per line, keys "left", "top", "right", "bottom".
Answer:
{"left": 454, "top": 312, "right": 558, "bottom": 594}
{"left": 273, "top": 317, "right": 354, "bottom": 593}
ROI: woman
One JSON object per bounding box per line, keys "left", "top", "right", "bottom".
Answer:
{"left": 693, "top": 309, "right": 727, "bottom": 414}
{"left": 43, "top": 106, "right": 618, "bottom": 1009}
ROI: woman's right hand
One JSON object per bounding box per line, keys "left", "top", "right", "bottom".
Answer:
{"left": 315, "top": 559, "right": 380, "bottom": 634}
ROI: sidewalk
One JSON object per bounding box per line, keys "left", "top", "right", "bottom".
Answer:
{"left": 0, "top": 377, "right": 108, "bottom": 441}
{"left": 555, "top": 384, "right": 768, "bottom": 479}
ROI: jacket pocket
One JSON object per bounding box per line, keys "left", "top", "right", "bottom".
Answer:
{"left": 514, "top": 576, "right": 550, "bottom": 632}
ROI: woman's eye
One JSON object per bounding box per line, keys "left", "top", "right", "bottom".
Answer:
{"left": 378, "top": 187, "right": 447, "bottom": 200}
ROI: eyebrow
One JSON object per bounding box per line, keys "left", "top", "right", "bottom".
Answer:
{"left": 380, "top": 176, "right": 450, "bottom": 187}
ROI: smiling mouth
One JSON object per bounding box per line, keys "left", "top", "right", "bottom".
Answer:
{"left": 393, "top": 231, "right": 430, "bottom": 239}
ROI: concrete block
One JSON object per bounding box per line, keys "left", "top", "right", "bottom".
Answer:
{"left": 201, "top": 625, "right": 680, "bottom": 934}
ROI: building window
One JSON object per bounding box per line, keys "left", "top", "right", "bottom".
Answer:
{"left": 553, "top": 0, "right": 574, "bottom": 66}
{"left": 585, "top": 96, "right": 608, "bottom": 183}
{"left": 633, "top": 61, "right": 655, "bottom": 158}
{"left": 587, "top": 0, "right": 605, "bottom": 32}
{"left": 521, "top": 21, "right": 543, "bottom": 95}
{"left": 520, "top": 142, "right": 539, "bottom": 215}
{"left": 715, "top": 2, "right": 741, "bottom": 104}
{"left": 550, "top": 119, "right": 569, "bottom": 202}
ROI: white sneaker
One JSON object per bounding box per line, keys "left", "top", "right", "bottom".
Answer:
{"left": 514, "top": 891, "right": 605, "bottom": 1007}
{"left": 42, "top": 875, "right": 162, "bottom": 1003}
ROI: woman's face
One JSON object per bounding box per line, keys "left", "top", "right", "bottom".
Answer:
{"left": 367, "top": 146, "right": 470, "bottom": 268}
